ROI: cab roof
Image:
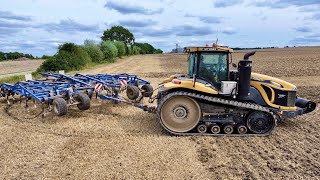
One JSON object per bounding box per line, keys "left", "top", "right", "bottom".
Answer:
{"left": 185, "top": 46, "right": 233, "bottom": 53}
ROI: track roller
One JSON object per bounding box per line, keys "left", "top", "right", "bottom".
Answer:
{"left": 237, "top": 125, "right": 247, "bottom": 134}
{"left": 210, "top": 124, "right": 220, "bottom": 134}
{"left": 197, "top": 124, "right": 207, "bottom": 133}
{"left": 223, "top": 125, "right": 234, "bottom": 134}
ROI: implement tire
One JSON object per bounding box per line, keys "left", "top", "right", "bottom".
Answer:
{"left": 53, "top": 98, "right": 68, "bottom": 116}
{"left": 75, "top": 93, "right": 91, "bottom": 110}
{"left": 126, "top": 86, "right": 140, "bottom": 100}
{"left": 141, "top": 84, "right": 153, "bottom": 97}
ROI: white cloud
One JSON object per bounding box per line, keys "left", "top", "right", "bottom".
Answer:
{"left": 0, "top": 0, "right": 319, "bottom": 55}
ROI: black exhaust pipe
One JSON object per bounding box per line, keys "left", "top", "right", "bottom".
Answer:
{"left": 238, "top": 51, "right": 256, "bottom": 101}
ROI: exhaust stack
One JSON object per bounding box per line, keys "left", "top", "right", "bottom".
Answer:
{"left": 238, "top": 51, "right": 256, "bottom": 101}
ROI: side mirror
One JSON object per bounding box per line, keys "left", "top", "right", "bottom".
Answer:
{"left": 231, "top": 63, "right": 237, "bottom": 68}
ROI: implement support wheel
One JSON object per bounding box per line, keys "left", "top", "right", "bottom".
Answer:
{"left": 75, "top": 93, "right": 91, "bottom": 110}
{"left": 126, "top": 86, "right": 140, "bottom": 100}
{"left": 53, "top": 98, "right": 68, "bottom": 116}
{"left": 141, "top": 84, "right": 153, "bottom": 97}
{"left": 159, "top": 95, "right": 201, "bottom": 133}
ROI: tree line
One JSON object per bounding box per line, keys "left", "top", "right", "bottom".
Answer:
{"left": 38, "top": 26, "right": 163, "bottom": 72}
{"left": 0, "top": 51, "right": 34, "bottom": 61}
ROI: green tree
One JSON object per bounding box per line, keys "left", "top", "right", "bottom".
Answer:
{"left": 100, "top": 41, "right": 118, "bottom": 62}
{"left": 154, "top": 49, "right": 163, "bottom": 54}
{"left": 132, "top": 45, "right": 141, "bottom": 55}
{"left": 114, "top": 41, "right": 126, "bottom": 57}
{"left": 127, "top": 45, "right": 132, "bottom": 55}
{"left": 37, "top": 58, "right": 69, "bottom": 72}
{"left": 41, "top": 55, "right": 52, "bottom": 59}
{"left": 83, "top": 40, "right": 104, "bottom": 63}
{"left": 38, "top": 43, "right": 92, "bottom": 72}
{"left": 101, "top": 26, "right": 135, "bottom": 45}
{"left": 134, "top": 43, "right": 156, "bottom": 54}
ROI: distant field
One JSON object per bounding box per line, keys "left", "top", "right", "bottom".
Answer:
{"left": 0, "top": 60, "right": 44, "bottom": 76}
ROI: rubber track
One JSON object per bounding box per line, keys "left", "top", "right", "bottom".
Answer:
{"left": 157, "top": 91, "right": 275, "bottom": 136}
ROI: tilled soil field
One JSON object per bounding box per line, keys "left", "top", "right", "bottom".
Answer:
{"left": 0, "top": 47, "right": 319, "bottom": 179}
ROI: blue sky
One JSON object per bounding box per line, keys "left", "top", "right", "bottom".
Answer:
{"left": 0, "top": 0, "right": 319, "bottom": 56}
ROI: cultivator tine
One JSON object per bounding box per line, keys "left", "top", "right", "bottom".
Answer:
{"left": 25, "top": 99, "right": 30, "bottom": 112}
{"left": 33, "top": 99, "right": 37, "bottom": 108}
{"left": 6, "top": 94, "right": 11, "bottom": 106}
{"left": 48, "top": 104, "right": 52, "bottom": 112}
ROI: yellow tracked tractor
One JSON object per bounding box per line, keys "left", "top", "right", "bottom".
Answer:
{"left": 156, "top": 45, "right": 316, "bottom": 135}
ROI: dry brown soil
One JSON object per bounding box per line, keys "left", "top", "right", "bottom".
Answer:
{"left": 0, "top": 47, "right": 319, "bottom": 179}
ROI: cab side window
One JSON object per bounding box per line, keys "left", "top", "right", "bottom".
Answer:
{"left": 198, "top": 53, "right": 228, "bottom": 88}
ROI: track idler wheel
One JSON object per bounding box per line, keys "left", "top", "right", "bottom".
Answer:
{"left": 247, "top": 111, "right": 275, "bottom": 134}
{"left": 75, "top": 93, "right": 91, "bottom": 110}
{"left": 237, "top": 125, "right": 247, "bottom": 134}
{"left": 210, "top": 124, "right": 220, "bottom": 134}
{"left": 53, "top": 98, "right": 68, "bottom": 116}
{"left": 197, "top": 124, "right": 207, "bottom": 133}
{"left": 159, "top": 95, "right": 201, "bottom": 133}
{"left": 126, "top": 86, "right": 140, "bottom": 100}
{"left": 223, "top": 125, "right": 234, "bottom": 134}
{"left": 141, "top": 84, "right": 153, "bottom": 97}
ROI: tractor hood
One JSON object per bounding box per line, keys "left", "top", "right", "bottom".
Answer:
{"left": 251, "top": 72, "right": 297, "bottom": 91}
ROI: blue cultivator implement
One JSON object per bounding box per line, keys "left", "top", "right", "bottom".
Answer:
{"left": 0, "top": 72, "right": 154, "bottom": 117}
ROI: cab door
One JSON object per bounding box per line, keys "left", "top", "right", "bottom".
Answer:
{"left": 197, "top": 52, "right": 228, "bottom": 89}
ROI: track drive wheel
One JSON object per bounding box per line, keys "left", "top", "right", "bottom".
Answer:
{"left": 159, "top": 94, "right": 201, "bottom": 133}
{"left": 53, "top": 98, "right": 68, "bottom": 116}
{"left": 246, "top": 111, "right": 275, "bottom": 134}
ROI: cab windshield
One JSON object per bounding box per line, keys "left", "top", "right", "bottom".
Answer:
{"left": 187, "top": 53, "right": 196, "bottom": 76}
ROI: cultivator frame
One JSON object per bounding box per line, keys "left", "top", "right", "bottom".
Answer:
{"left": 0, "top": 72, "right": 155, "bottom": 117}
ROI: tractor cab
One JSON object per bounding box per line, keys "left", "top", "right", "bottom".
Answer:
{"left": 185, "top": 46, "right": 233, "bottom": 90}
